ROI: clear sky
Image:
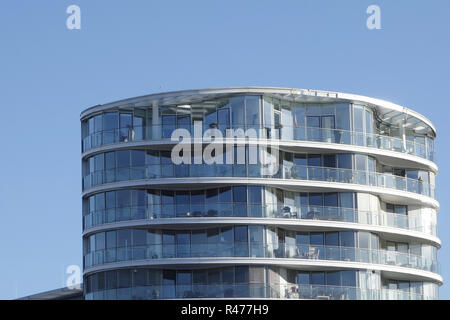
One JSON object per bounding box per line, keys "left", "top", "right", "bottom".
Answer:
{"left": 0, "top": 0, "right": 448, "bottom": 299}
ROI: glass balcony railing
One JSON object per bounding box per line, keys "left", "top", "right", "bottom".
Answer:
{"left": 84, "top": 243, "right": 440, "bottom": 274}
{"left": 83, "top": 204, "right": 438, "bottom": 236}
{"left": 82, "top": 125, "right": 435, "bottom": 162}
{"left": 84, "top": 284, "right": 432, "bottom": 300}
{"left": 82, "top": 164, "right": 435, "bottom": 199}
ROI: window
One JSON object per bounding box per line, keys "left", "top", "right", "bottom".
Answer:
{"left": 307, "top": 154, "right": 321, "bottom": 167}
{"left": 311, "top": 272, "right": 325, "bottom": 285}
{"left": 341, "top": 270, "right": 356, "bottom": 287}
{"left": 233, "top": 186, "right": 247, "bottom": 203}
{"left": 323, "top": 155, "right": 336, "bottom": 168}
{"left": 116, "top": 150, "right": 130, "bottom": 167}
{"left": 339, "top": 193, "right": 354, "bottom": 208}
{"left": 296, "top": 232, "right": 309, "bottom": 245}
{"left": 106, "top": 231, "right": 116, "bottom": 249}
{"left": 132, "top": 269, "right": 147, "bottom": 287}
{"left": 177, "top": 271, "right": 192, "bottom": 286}
{"left": 309, "top": 193, "right": 323, "bottom": 206}
{"left": 249, "top": 226, "right": 263, "bottom": 243}
{"left": 249, "top": 266, "right": 265, "bottom": 283}
{"left": 324, "top": 193, "right": 338, "bottom": 207}
{"left": 131, "top": 150, "right": 145, "bottom": 167}
{"left": 104, "top": 112, "right": 118, "bottom": 130}
{"left": 206, "top": 189, "right": 218, "bottom": 203}
{"left": 355, "top": 154, "right": 367, "bottom": 171}
{"left": 118, "top": 270, "right": 131, "bottom": 288}
{"left": 193, "top": 270, "right": 208, "bottom": 285}
{"left": 191, "top": 190, "right": 205, "bottom": 204}
{"left": 163, "top": 270, "right": 176, "bottom": 285}
{"left": 133, "top": 229, "right": 147, "bottom": 246}
{"left": 234, "top": 226, "right": 248, "bottom": 242}
{"left": 325, "top": 232, "right": 339, "bottom": 246}
{"left": 117, "top": 229, "right": 131, "bottom": 247}
{"left": 294, "top": 154, "right": 307, "bottom": 166}
{"left": 220, "top": 227, "right": 233, "bottom": 242}
{"left": 358, "top": 232, "right": 370, "bottom": 249}
{"left": 95, "top": 232, "right": 105, "bottom": 250}
{"left": 297, "top": 273, "right": 309, "bottom": 285}
{"left": 146, "top": 150, "right": 159, "bottom": 165}
{"left": 207, "top": 228, "right": 219, "bottom": 243}
{"left": 161, "top": 191, "right": 174, "bottom": 204}
{"left": 222, "top": 267, "right": 234, "bottom": 285}
{"left": 116, "top": 190, "right": 131, "bottom": 208}
{"left": 105, "top": 271, "right": 117, "bottom": 290}
{"left": 218, "top": 187, "right": 232, "bottom": 202}
{"left": 105, "top": 152, "right": 115, "bottom": 169}
{"left": 248, "top": 186, "right": 262, "bottom": 204}
{"left": 162, "top": 231, "right": 175, "bottom": 244}
{"left": 340, "top": 232, "right": 355, "bottom": 247}
{"left": 176, "top": 232, "right": 190, "bottom": 245}
{"left": 95, "top": 154, "right": 104, "bottom": 171}
{"left": 310, "top": 233, "right": 324, "bottom": 245}
{"left": 326, "top": 272, "right": 341, "bottom": 286}
{"left": 245, "top": 96, "right": 260, "bottom": 126}
{"left": 191, "top": 230, "right": 207, "bottom": 244}
{"left": 337, "top": 154, "right": 352, "bottom": 169}
{"left": 386, "top": 203, "right": 408, "bottom": 215}
{"left": 235, "top": 266, "right": 249, "bottom": 283}
{"left": 175, "top": 191, "right": 189, "bottom": 204}
{"left": 231, "top": 96, "right": 245, "bottom": 126}
{"left": 105, "top": 191, "right": 115, "bottom": 209}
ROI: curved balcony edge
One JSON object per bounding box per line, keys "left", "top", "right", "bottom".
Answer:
{"left": 81, "top": 178, "right": 440, "bottom": 210}
{"left": 81, "top": 138, "right": 438, "bottom": 174}
{"left": 81, "top": 218, "right": 441, "bottom": 248}
{"left": 82, "top": 257, "right": 443, "bottom": 284}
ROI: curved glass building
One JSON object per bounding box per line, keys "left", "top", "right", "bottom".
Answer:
{"left": 81, "top": 87, "right": 440, "bottom": 300}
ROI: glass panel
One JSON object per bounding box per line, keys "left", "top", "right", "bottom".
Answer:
{"left": 245, "top": 96, "right": 260, "bottom": 126}
{"left": 310, "top": 233, "right": 324, "bottom": 246}
{"left": 311, "top": 272, "right": 325, "bottom": 285}
{"left": 341, "top": 270, "right": 356, "bottom": 287}
{"left": 326, "top": 272, "right": 341, "bottom": 286}
{"left": 325, "top": 232, "right": 339, "bottom": 246}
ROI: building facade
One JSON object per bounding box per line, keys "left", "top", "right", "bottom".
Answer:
{"left": 81, "top": 87, "right": 440, "bottom": 300}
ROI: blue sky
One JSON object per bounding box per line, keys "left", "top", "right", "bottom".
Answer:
{"left": 0, "top": 0, "right": 449, "bottom": 299}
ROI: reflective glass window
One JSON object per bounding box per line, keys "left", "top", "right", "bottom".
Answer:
{"left": 117, "top": 150, "right": 130, "bottom": 167}
{"left": 233, "top": 186, "right": 247, "bottom": 203}
{"left": 309, "top": 193, "right": 323, "bottom": 206}
{"left": 337, "top": 154, "right": 353, "bottom": 169}
{"left": 104, "top": 112, "right": 118, "bottom": 130}
{"left": 340, "top": 232, "right": 355, "bottom": 247}
{"left": 310, "top": 233, "right": 324, "bottom": 246}
{"left": 307, "top": 154, "right": 321, "bottom": 167}
{"left": 118, "top": 270, "right": 131, "bottom": 288}
{"left": 245, "top": 96, "right": 260, "bottom": 125}
{"left": 325, "top": 232, "right": 339, "bottom": 246}
{"left": 341, "top": 270, "right": 356, "bottom": 287}
{"left": 326, "top": 272, "right": 341, "bottom": 286}
{"left": 234, "top": 226, "right": 248, "bottom": 242}
{"left": 311, "top": 272, "right": 325, "bottom": 285}
{"left": 324, "top": 193, "right": 338, "bottom": 207}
